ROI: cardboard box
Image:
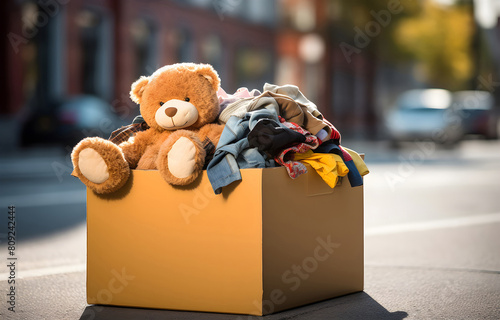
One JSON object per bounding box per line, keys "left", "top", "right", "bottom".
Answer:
{"left": 87, "top": 165, "right": 364, "bottom": 316}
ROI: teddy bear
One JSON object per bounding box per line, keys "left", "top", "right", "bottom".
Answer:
{"left": 71, "top": 63, "right": 224, "bottom": 194}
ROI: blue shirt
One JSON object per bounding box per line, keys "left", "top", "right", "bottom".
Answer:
{"left": 207, "top": 109, "right": 279, "bottom": 194}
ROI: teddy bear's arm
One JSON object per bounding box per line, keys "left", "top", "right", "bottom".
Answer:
{"left": 119, "top": 131, "right": 150, "bottom": 169}
{"left": 197, "top": 123, "right": 224, "bottom": 148}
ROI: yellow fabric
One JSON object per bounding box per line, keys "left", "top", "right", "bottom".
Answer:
{"left": 343, "top": 147, "right": 369, "bottom": 176}
{"left": 293, "top": 150, "right": 349, "bottom": 188}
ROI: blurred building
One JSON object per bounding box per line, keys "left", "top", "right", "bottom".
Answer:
{"left": 276, "top": 0, "right": 377, "bottom": 138}
{"left": 1, "top": 0, "right": 278, "bottom": 147}
{"left": 1, "top": 0, "right": 382, "bottom": 149}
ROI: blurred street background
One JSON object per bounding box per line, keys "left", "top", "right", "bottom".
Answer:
{"left": 1, "top": 0, "right": 500, "bottom": 319}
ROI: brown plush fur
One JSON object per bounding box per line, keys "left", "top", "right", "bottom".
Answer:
{"left": 71, "top": 137, "right": 130, "bottom": 193}
{"left": 134, "top": 63, "right": 221, "bottom": 132}
{"left": 72, "top": 63, "right": 225, "bottom": 194}
{"left": 156, "top": 129, "right": 205, "bottom": 185}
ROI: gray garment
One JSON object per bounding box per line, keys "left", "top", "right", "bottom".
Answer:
{"left": 218, "top": 95, "right": 278, "bottom": 124}
{"left": 263, "top": 83, "right": 323, "bottom": 119}
{"left": 218, "top": 83, "right": 331, "bottom": 137}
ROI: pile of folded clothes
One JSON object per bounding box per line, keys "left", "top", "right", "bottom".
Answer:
{"left": 206, "top": 83, "right": 369, "bottom": 195}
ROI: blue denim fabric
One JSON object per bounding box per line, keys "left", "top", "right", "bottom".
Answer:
{"left": 314, "top": 141, "right": 363, "bottom": 187}
{"left": 207, "top": 109, "right": 279, "bottom": 194}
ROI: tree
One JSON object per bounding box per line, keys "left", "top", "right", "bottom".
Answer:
{"left": 393, "top": 0, "right": 474, "bottom": 90}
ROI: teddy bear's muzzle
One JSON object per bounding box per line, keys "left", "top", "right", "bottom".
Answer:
{"left": 155, "top": 99, "right": 199, "bottom": 130}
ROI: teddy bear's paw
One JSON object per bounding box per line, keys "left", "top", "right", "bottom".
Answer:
{"left": 71, "top": 137, "right": 130, "bottom": 194}
{"left": 167, "top": 137, "right": 197, "bottom": 179}
{"left": 157, "top": 132, "right": 206, "bottom": 185}
{"left": 78, "top": 148, "right": 110, "bottom": 184}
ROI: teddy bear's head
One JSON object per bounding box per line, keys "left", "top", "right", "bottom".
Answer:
{"left": 130, "top": 63, "right": 221, "bottom": 132}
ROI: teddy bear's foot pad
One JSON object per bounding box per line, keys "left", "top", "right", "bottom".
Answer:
{"left": 167, "top": 137, "right": 197, "bottom": 179}
{"left": 78, "top": 148, "right": 110, "bottom": 184}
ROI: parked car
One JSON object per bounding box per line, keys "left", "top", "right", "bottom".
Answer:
{"left": 22, "top": 95, "right": 127, "bottom": 147}
{"left": 385, "top": 89, "right": 464, "bottom": 146}
{"left": 453, "top": 90, "right": 498, "bottom": 139}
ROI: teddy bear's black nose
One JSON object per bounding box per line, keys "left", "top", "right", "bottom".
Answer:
{"left": 165, "top": 107, "right": 178, "bottom": 117}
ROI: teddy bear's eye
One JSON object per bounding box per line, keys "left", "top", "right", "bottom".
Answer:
{"left": 159, "top": 102, "right": 164, "bottom": 106}
{"left": 184, "top": 97, "right": 190, "bottom": 102}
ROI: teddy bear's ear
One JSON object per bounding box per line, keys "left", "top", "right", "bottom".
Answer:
{"left": 196, "top": 64, "right": 221, "bottom": 91}
{"left": 130, "top": 76, "right": 150, "bottom": 104}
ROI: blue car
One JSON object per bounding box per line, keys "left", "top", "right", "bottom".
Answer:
{"left": 453, "top": 91, "right": 498, "bottom": 140}
{"left": 385, "top": 89, "right": 464, "bottom": 146}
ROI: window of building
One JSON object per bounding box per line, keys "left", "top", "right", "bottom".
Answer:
{"left": 201, "top": 34, "right": 223, "bottom": 72}
{"left": 235, "top": 46, "right": 273, "bottom": 89}
{"left": 20, "top": 1, "right": 65, "bottom": 112}
{"left": 16, "top": 0, "right": 66, "bottom": 145}
{"left": 76, "top": 8, "right": 113, "bottom": 101}
{"left": 131, "top": 17, "right": 158, "bottom": 78}
{"left": 245, "top": 0, "right": 276, "bottom": 26}
{"left": 332, "top": 70, "right": 355, "bottom": 117}
{"left": 172, "top": 28, "right": 195, "bottom": 63}
{"left": 20, "top": 2, "right": 41, "bottom": 108}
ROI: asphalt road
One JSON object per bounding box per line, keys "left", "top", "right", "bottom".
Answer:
{"left": 0, "top": 139, "right": 499, "bottom": 320}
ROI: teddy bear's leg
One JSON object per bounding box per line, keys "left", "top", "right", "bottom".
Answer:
{"left": 71, "top": 137, "right": 130, "bottom": 194}
{"left": 157, "top": 130, "right": 206, "bottom": 185}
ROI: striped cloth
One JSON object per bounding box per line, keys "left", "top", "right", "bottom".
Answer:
{"left": 108, "top": 116, "right": 149, "bottom": 145}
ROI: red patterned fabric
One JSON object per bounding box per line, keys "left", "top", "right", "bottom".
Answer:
{"left": 322, "top": 118, "right": 341, "bottom": 143}
{"left": 274, "top": 117, "right": 319, "bottom": 179}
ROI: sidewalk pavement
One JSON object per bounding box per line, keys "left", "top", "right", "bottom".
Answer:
{"left": 1, "top": 141, "right": 499, "bottom": 319}
{"left": 4, "top": 207, "right": 499, "bottom": 320}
